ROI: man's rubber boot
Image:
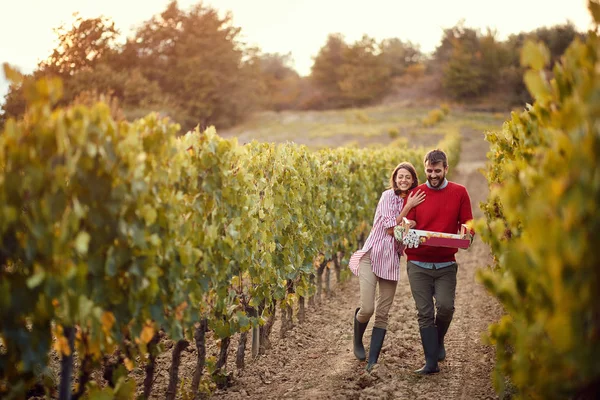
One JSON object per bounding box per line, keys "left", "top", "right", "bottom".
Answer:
{"left": 415, "top": 326, "right": 440, "bottom": 375}
{"left": 436, "top": 318, "right": 451, "bottom": 361}
{"left": 353, "top": 308, "right": 369, "bottom": 361}
{"left": 366, "top": 327, "right": 387, "bottom": 372}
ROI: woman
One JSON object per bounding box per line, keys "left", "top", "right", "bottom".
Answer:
{"left": 349, "top": 162, "right": 424, "bottom": 371}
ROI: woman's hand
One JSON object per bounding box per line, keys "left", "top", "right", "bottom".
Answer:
{"left": 405, "top": 189, "right": 425, "bottom": 209}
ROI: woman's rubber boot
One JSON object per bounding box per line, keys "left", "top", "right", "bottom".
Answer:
{"left": 353, "top": 308, "right": 369, "bottom": 361}
{"left": 436, "top": 318, "right": 451, "bottom": 361}
{"left": 415, "top": 326, "right": 440, "bottom": 375}
{"left": 366, "top": 327, "right": 386, "bottom": 372}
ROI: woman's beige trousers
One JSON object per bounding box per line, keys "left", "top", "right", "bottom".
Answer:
{"left": 356, "top": 250, "right": 398, "bottom": 329}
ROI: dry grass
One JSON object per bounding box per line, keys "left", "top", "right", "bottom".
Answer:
{"left": 218, "top": 102, "right": 507, "bottom": 150}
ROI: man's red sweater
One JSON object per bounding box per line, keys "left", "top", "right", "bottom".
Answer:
{"left": 404, "top": 181, "right": 473, "bottom": 263}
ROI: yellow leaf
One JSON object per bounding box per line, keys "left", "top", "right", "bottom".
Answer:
{"left": 3, "top": 63, "right": 24, "bottom": 85}
{"left": 149, "top": 234, "right": 161, "bottom": 246}
{"left": 54, "top": 336, "right": 72, "bottom": 357}
{"left": 88, "top": 339, "right": 102, "bottom": 359}
{"left": 124, "top": 357, "right": 134, "bottom": 371}
{"left": 2, "top": 206, "right": 17, "bottom": 224}
{"left": 140, "top": 325, "right": 155, "bottom": 344}
{"left": 547, "top": 312, "right": 573, "bottom": 352}
{"left": 550, "top": 179, "right": 566, "bottom": 197}
{"left": 589, "top": 0, "right": 600, "bottom": 24}
{"left": 101, "top": 311, "right": 116, "bottom": 334}
{"left": 140, "top": 205, "right": 157, "bottom": 226}
{"left": 175, "top": 301, "right": 188, "bottom": 321}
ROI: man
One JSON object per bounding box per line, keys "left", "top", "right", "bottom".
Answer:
{"left": 404, "top": 149, "right": 474, "bottom": 375}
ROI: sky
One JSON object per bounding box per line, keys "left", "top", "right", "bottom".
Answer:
{"left": 0, "top": 0, "right": 594, "bottom": 101}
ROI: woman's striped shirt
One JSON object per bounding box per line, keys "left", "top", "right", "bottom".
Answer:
{"left": 349, "top": 189, "right": 405, "bottom": 281}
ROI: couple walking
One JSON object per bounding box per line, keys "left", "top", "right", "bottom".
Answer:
{"left": 348, "top": 149, "right": 474, "bottom": 374}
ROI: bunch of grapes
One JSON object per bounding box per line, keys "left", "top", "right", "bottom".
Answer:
{"left": 393, "top": 226, "right": 404, "bottom": 242}
{"left": 402, "top": 230, "right": 421, "bottom": 248}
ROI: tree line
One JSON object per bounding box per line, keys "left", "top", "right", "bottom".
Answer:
{"left": 0, "top": 0, "right": 584, "bottom": 131}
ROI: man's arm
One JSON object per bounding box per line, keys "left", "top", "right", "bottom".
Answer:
{"left": 459, "top": 189, "right": 475, "bottom": 244}
{"left": 458, "top": 188, "right": 474, "bottom": 230}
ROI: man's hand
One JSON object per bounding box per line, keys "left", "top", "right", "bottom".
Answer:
{"left": 460, "top": 223, "right": 475, "bottom": 249}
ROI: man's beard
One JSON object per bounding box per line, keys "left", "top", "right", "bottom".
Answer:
{"left": 428, "top": 174, "right": 445, "bottom": 188}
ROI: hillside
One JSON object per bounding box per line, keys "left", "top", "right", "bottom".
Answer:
{"left": 219, "top": 101, "right": 507, "bottom": 150}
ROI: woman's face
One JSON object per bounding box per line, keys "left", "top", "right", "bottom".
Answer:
{"left": 395, "top": 168, "right": 414, "bottom": 192}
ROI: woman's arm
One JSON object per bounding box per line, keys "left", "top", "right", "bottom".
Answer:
{"left": 379, "top": 191, "right": 400, "bottom": 232}
{"left": 396, "top": 189, "right": 425, "bottom": 224}
{"left": 386, "top": 189, "right": 425, "bottom": 235}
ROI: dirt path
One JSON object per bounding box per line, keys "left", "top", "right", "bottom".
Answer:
{"left": 209, "top": 128, "right": 503, "bottom": 399}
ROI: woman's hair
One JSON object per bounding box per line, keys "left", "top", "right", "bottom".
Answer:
{"left": 390, "top": 162, "right": 419, "bottom": 194}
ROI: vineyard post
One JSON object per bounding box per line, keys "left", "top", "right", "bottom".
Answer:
{"left": 298, "top": 295, "right": 306, "bottom": 324}
{"left": 58, "top": 326, "right": 75, "bottom": 400}
{"left": 247, "top": 306, "right": 260, "bottom": 359}
{"left": 251, "top": 325, "right": 260, "bottom": 359}
{"left": 307, "top": 274, "right": 316, "bottom": 307}
{"left": 325, "top": 262, "right": 331, "bottom": 297}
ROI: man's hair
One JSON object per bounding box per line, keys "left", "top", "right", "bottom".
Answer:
{"left": 424, "top": 149, "right": 448, "bottom": 168}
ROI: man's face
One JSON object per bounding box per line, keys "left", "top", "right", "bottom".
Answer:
{"left": 425, "top": 161, "right": 448, "bottom": 188}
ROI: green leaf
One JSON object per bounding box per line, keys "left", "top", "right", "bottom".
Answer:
{"left": 87, "top": 385, "right": 114, "bottom": 400}
{"left": 2, "top": 206, "right": 18, "bottom": 224}
{"left": 524, "top": 70, "right": 551, "bottom": 101}
{"left": 26, "top": 271, "right": 46, "bottom": 289}
{"left": 213, "top": 320, "right": 231, "bottom": 339}
{"left": 520, "top": 40, "right": 549, "bottom": 71}
{"left": 236, "top": 311, "right": 250, "bottom": 328}
{"left": 78, "top": 295, "right": 94, "bottom": 321}
{"left": 113, "top": 376, "right": 136, "bottom": 400}
{"left": 105, "top": 246, "right": 117, "bottom": 277}
{"left": 74, "top": 231, "right": 91, "bottom": 255}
